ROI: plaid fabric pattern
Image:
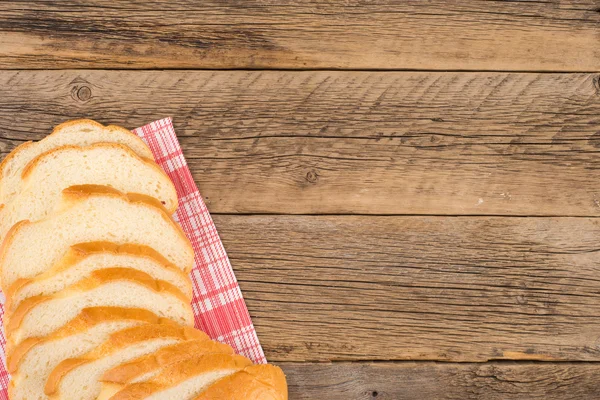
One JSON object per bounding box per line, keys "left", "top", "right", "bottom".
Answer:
{"left": 0, "top": 300, "right": 6, "bottom": 398}
{"left": 0, "top": 117, "right": 265, "bottom": 399}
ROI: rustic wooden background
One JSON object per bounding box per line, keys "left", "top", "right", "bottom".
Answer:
{"left": 1, "top": 1, "right": 599, "bottom": 398}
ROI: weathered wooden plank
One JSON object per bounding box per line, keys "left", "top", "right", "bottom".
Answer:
{"left": 1, "top": 70, "right": 599, "bottom": 216}
{"left": 281, "top": 362, "right": 600, "bottom": 400}
{"left": 212, "top": 215, "right": 600, "bottom": 362}
{"left": 0, "top": 1, "right": 598, "bottom": 70}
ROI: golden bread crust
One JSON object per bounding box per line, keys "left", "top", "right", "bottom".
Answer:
{"left": 5, "top": 241, "right": 192, "bottom": 311}
{"left": 101, "top": 338, "right": 234, "bottom": 384}
{"left": 1, "top": 118, "right": 152, "bottom": 188}
{"left": 6, "top": 267, "right": 191, "bottom": 336}
{"left": 45, "top": 322, "right": 205, "bottom": 395}
{"left": 0, "top": 141, "right": 34, "bottom": 181}
{"left": 194, "top": 365, "right": 288, "bottom": 400}
{"left": 61, "top": 185, "right": 190, "bottom": 260}
{"left": 19, "top": 143, "right": 176, "bottom": 212}
{"left": 0, "top": 220, "right": 28, "bottom": 289}
{"left": 109, "top": 353, "right": 253, "bottom": 400}
{"left": 7, "top": 307, "right": 160, "bottom": 373}
{"left": 50, "top": 119, "right": 152, "bottom": 159}
{"left": 0, "top": 185, "right": 193, "bottom": 288}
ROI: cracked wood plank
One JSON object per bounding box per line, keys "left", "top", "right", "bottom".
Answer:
{"left": 0, "top": 1, "right": 598, "bottom": 70}
{"left": 0, "top": 70, "right": 599, "bottom": 216}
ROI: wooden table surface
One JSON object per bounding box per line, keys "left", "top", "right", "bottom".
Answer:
{"left": 1, "top": 1, "right": 599, "bottom": 398}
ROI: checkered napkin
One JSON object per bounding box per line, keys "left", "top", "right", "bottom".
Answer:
{"left": 0, "top": 117, "right": 265, "bottom": 399}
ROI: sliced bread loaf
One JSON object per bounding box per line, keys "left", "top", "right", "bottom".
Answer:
{"left": 0, "top": 185, "right": 194, "bottom": 289}
{"left": 0, "top": 119, "right": 153, "bottom": 205}
{"left": 98, "top": 338, "right": 235, "bottom": 399}
{"left": 45, "top": 323, "right": 205, "bottom": 400}
{"left": 8, "top": 307, "right": 163, "bottom": 400}
{"left": 0, "top": 143, "right": 178, "bottom": 238}
{"left": 193, "top": 365, "right": 288, "bottom": 400}
{"left": 6, "top": 241, "right": 192, "bottom": 312}
{"left": 6, "top": 268, "right": 193, "bottom": 346}
{"left": 106, "top": 353, "right": 253, "bottom": 400}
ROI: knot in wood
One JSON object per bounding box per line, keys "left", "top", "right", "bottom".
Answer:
{"left": 305, "top": 170, "right": 319, "bottom": 183}
{"left": 76, "top": 85, "right": 92, "bottom": 102}
{"left": 593, "top": 75, "right": 600, "bottom": 95}
{"left": 590, "top": 132, "right": 600, "bottom": 149}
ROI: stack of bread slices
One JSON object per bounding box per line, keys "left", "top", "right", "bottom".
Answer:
{"left": 0, "top": 120, "right": 287, "bottom": 400}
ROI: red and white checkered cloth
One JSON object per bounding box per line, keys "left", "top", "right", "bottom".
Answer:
{"left": 0, "top": 117, "right": 265, "bottom": 399}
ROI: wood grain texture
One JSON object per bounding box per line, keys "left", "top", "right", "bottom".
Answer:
{"left": 282, "top": 362, "right": 600, "bottom": 399}
{"left": 0, "top": 70, "right": 599, "bottom": 216}
{"left": 213, "top": 215, "right": 600, "bottom": 362}
{"left": 0, "top": 1, "right": 599, "bottom": 70}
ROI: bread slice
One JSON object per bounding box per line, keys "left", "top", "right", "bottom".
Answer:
{"left": 6, "top": 268, "right": 193, "bottom": 346}
{"left": 193, "top": 365, "right": 288, "bottom": 400}
{"left": 105, "top": 353, "right": 253, "bottom": 400}
{"left": 45, "top": 323, "right": 205, "bottom": 400}
{"left": 6, "top": 241, "right": 192, "bottom": 312}
{"left": 0, "top": 119, "right": 153, "bottom": 205}
{"left": 0, "top": 142, "right": 178, "bottom": 238}
{"left": 98, "top": 338, "right": 235, "bottom": 399}
{"left": 7, "top": 307, "right": 165, "bottom": 400}
{"left": 0, "top": 185, "right": 194, "bottom": 289}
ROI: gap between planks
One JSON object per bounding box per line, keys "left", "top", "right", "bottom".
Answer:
{"left": 0, "top": 68, "right": 599, "bottom": 73}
